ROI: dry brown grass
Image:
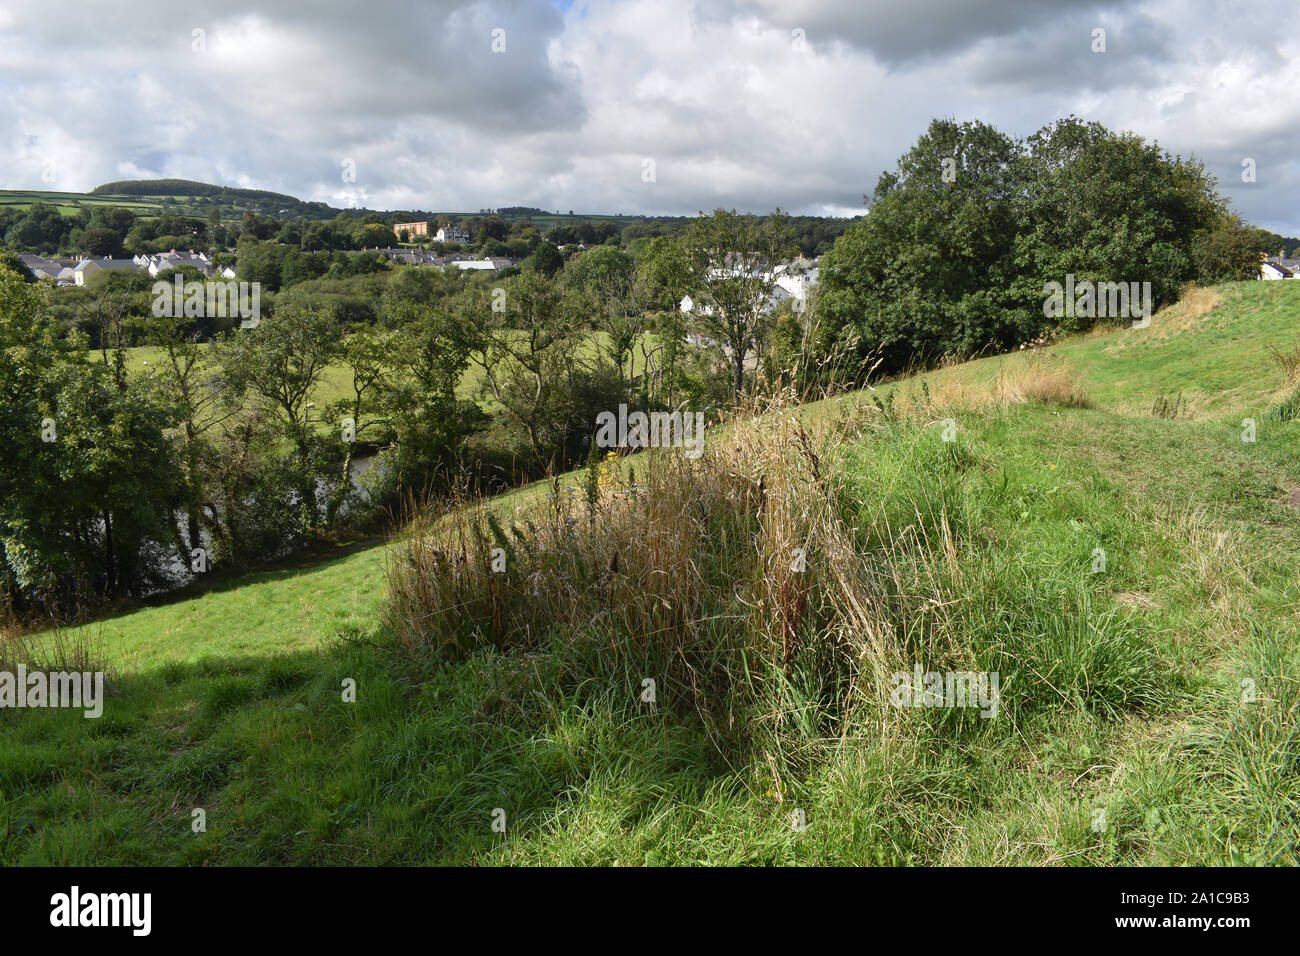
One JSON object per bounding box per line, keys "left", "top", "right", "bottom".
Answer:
{"left": 1266, "top": 338, "right": 1300, "bottom": 386}
{"left": 1150, "top": 283, "right": 1223, "bottom": 340}
{"left": 985, "top": 352, "right": 1090, "bottom": 409}
{"left": 385, "top": 390, "right": 915, "bottom": 740}
{"left": 876, "top": 351, "right": 1089, "bottom": 419}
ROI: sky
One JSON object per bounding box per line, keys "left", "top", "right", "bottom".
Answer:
{"left": 1, "top": 0, "right": 1296, "bottom": 234}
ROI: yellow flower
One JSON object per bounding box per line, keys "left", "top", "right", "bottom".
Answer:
{"left": 597, "top": 451, "right": 621, "bottom": 489}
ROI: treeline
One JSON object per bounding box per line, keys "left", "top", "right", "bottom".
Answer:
{"left": 3, "top": 191, "right": 854, "bottom": 269}
{"left": 817, "top": 116, "right": 1277, "bottom": 374}
{"left": 0, "top": 229, "right": 761, "bottom": 615}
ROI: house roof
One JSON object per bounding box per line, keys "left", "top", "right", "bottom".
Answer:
{"left": 75, "top": 257, "right": 138, "bottom": 272}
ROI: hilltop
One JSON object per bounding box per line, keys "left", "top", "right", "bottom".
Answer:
{"left": 0, "top": 179, "right": 690, "bottom": 229}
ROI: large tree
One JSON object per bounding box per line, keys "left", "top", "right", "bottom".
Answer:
{"left": 819, "top": 116, "right": 1235, "bottom": 375}
{"left": 819, "top": 119, "right": 1026, "bottom": 374}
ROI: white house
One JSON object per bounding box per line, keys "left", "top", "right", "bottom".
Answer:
{"left": 1262, "top": 256, "right": 1300, "bottom": 280}
{"left": 435, "top": 226, "right": 471, "bottom": 244}
{"left": 681, "top": 256, "right": 820, "bottom": 315}
{"left": 773, "top": 257, "right": 820, "bottom": 303}
{"left": 148, "top": 251, "right": 213, "bottom": 277}
{"left": 679, "top": 293, "right": 715, "bottom": 316}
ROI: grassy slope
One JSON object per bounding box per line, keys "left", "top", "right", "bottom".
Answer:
{"left": 3, "top": 279, "right": 1298, "bottom": 865}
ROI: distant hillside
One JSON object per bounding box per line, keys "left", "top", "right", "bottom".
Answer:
{"left": 92, "top": 179, "right": 338, "bottom": 219}
{"left": 2, "top": 180, "right": 857, "bottom": 255}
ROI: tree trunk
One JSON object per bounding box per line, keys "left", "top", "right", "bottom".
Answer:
{"left": 102, "top": 509, "right": 117, "bottom": 599}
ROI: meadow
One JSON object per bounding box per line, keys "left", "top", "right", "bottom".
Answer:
{"left": 3, "top": 279, "right": 1298, "bottom": 865}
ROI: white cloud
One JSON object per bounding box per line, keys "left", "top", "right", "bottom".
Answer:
{"left": 0, "top": 0, "right": 1294, "bottom": 232}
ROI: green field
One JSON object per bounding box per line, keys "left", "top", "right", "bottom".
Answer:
{"left": 4, "top": 279, "right": 1299, "bottom": 865}
{"left": 0, "top": 190, "right": 162, "bottom": 217}
{"left": 93, "top": 330, "right": 663, "bottom": 418}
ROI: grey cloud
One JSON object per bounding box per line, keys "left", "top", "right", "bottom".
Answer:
{"left": 0, "top": 0, "right": 1295, "bottom": 233}
{"left": 724, "top": 0, "right": 1123, "bottom": 66}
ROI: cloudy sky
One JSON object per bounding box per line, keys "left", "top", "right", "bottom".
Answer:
{"left": 1, "top": 0, "right": 1296, "bottom": 233}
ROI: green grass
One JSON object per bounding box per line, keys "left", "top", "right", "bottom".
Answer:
{"left": 93, "top": 330, "right": 663, "bottom": 423}
{"left": 4, "top": 279, "right": 1299, "bottom": 865}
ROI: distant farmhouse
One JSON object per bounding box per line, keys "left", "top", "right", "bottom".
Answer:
{"left": 680, "top": 256, "right": 822, "bottom": 316}
{"left": 435, "top": 225, "right": 471, "bottom": 244}
{"left": 394, "top": 220, "right": 430, "bottom": 238}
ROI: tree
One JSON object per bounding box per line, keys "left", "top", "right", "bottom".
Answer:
{"left": 467, "top": 271, "right": 587, "bottom": 469}
{"left": 380, "top": 297, "right": 478, "bottom": 494}
{"left": 218, "top": 307, "right": 341, "bottom": 531}
{"left": 326, "top": 325, "right": 397, "bottom": 524}
{"left": 478, "top": 216, "right": 508, "bottom": 244}
{"left": 78, "top": 227, "right": 125, "bottom": 258}
{"left": 0, "top": 248, "right": 34, "bottom": 282}
{"left": 527, "top": 241, "right": 564, "bottom": 278}
{"left": 140, "top": 312, "right": 237, "bottom": 560}
{"left": 682, "top": 208, "right": 797, "bottom": 399}
{"left": 5, "top": 203, "right": 66, "bottom": 253}
{"left": 236, "top": 237, "right": 287, "bottom": 291}
{"left": 818, "top": 116, "right": 1233, "bottom": 376}
{"left": 819, "top": 119, "right": 1026, "bottom": 373}
{"left": 0, "top": 265, "right": 182, "bottom": 608}
{"left": 564, "top": 245, "right": 643, "bottom": 383}
{"left": 1191, "top": 216, "right": 1272, "bottom": 283}
{"left": 1016, "top": 116, "right": 1222, "bottom": 321}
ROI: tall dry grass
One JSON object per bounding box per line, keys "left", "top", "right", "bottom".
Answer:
{"left": 386, "top": 390, "right": 913, "bottom": 746}
{"left": 994, "top": 352, "right": 1090, "bottom": 408}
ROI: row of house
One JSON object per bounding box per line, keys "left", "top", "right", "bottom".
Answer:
{"left": 20, "top": 245, "right": 520, "bottom": 286}
{"left": 19, "top": 251, "right": 235, "bottom": 287}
